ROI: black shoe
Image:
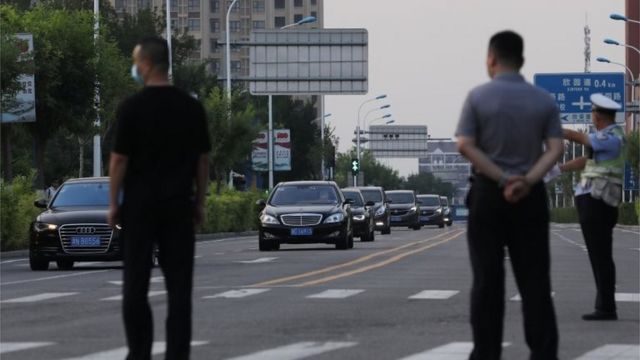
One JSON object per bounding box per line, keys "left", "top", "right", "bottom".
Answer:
{"left": 582, "top": 310, "right": 618, "bottom": 321}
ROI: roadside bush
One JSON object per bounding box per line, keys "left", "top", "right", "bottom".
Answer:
{"left": 550, "top": 201, "right": 639, "bottom": 225}
{"left": 201, "top": 185, "right": 267, "bottom": 233}
{"left": 550, "top": 207, "right": 579, "bottom": 223}
{"left": 1, "top": 175, "right": 41, "bottom": 251}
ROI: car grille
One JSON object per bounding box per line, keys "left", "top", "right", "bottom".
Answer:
{"left": 391, "top": 209, "right": 409, "bottom": 216}
{"left": 421, "top": 210, "right": 435, "bottom": 216}
{"left": 59, "top": 224, "right": 113, "bottom": 254}
{"left": 280, "top": 214, "right": 322, "bottom": 226}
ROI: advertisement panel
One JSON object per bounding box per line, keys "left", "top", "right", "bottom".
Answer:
{"left": 252, "top": 129, "right": 291, "bottom": 171}
{"left": 1, "top": 33, "right": 36, "bottom": 123}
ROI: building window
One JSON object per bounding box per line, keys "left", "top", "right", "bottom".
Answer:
{"left": 170, "top": 0, "right": 178, "bottom": 11}
{"left": 231, "top": 60, "right": 241, "bottom": 74}
{"left": 210, "top": 0, "right": 219, "bottom": 12}
{"left": 310, "top": 0, "right": 316, "bottom": 5}
{"left": 252, "top": 20, "right": 265, "bottom": 29}
{"left": 188, "top": 18, "right": 200, "bottom": 31}
{"left": 294, "top": 14, "right": 302, "bottom": 22}
{"left": 252, "top": 0, "right": 264, "bottom": 12}
{"left": 230, "top": 20, "right": 241, "bottom": 32}
{"left": 210, "top": 38, "right": 219, "bottom": 52}
{"left": 294, "top": 0, "right": 302, "bottom": 7}
{"left": 209, "top": 18, "right": 220, "bottom": 32}
{"left": 274, "top": 16, "right": 285, "bottom": 28}
{"left": 274, "top": 0, "right": 285, "bottom": 9}
{"left": 227, "top": 0, "right": 239, "bottom": 12}
{"left": 188, "top": 0, "right": 199, "bottom": 11}
{"left": 310, "top": 11, "right": 316, "bottom": 18}
{"left": 210, "top": 60, "right": 220, "bottom": 74}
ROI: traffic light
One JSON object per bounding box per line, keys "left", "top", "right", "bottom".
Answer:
{"left": 351, "top": 159, "right": 360, "bottom": 176}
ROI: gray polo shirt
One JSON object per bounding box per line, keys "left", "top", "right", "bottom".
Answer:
{"left": 456, "top": 72, "right": 563, "bottom": 175}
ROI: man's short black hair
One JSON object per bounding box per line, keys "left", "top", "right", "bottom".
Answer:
{"left": 489, "top": 30, "right": 524, "bottom": 69}
{"left": 137, "top": 36, "right": 169, "bottom": 73}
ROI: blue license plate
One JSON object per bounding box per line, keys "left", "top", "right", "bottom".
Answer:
{"left": 420, "top": 216, "right": 430, "bottom": 221}
{"left": 391, "top": 216, "right": 402, "bottom": 222}
{"left": 290, "top": 227, "right": 313, "bottom": 236}
{"left": 70, "top": 236, "right": 101, "bottom": 247}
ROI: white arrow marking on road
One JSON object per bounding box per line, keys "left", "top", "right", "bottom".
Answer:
{"left": 0, "top": 342, "right": 54, "bottom": 354}
{"left": 398, "top": 342, "right": 511, "bottom": 360}
{"left": 203, "top": 289, "right": 270, "bottom": 299}
{"left": 615, "top": 293, "right": 640, "bottom": 302}
{"left": 100, "top": 290, "right": 166, "bottom": 302}
{"left": 409, "top": 290, "right": 460, "bottom": 300}
{"left": 236, "top": 257, "right": 278, "bottom": 264}
{"left": 574, "top": 344, "right": 640, "bottom": 360}
{"left": 306, "top": 289, "right": 364, "bottom": 299}
{"left": 60, "top": 341, "right": 208, "bottom": 360}
{"left": 225, "top": 341, "right": 357, "bottom": 360}
{"left": 1, "top": 292, "right": 78, "bottom": 303}
{"left": 1, "top": 270, "right": 110, "bottom": 286}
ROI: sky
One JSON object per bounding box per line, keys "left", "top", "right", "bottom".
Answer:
{"left": 323, "top": 0, "right": 627, "bottom": 177}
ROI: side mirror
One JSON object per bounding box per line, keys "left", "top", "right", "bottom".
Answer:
{"left": 365, "top": 201, "right": 375, "bottom": 207}
{"left": 386, "top": 199, "right": 392, "bottom": 203}
{"left": 255, "top": 199, "right": 266, "bottom": 211}
{"left": 34, "top": 199, "right": 48, "bottom": 208}
{"left": 344, "top": 198, "right": 354, "bottom": 205}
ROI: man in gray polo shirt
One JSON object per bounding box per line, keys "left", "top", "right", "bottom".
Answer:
{"left": 456, "top": 30, "right": 563, "bottom": 360}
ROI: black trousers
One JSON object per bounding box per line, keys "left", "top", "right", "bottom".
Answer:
{"left": 575, "top": 194, "right": 618, "bottom": 313}
{"left": 122, "top": 203, "right": 196, "bottom": 360}
{"left": 467, "top": 177, "right": 558, "bottom": 360}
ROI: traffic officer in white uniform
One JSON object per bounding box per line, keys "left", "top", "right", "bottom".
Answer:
{"left": 560, "top": 93, "right": 624, "bottom": 321}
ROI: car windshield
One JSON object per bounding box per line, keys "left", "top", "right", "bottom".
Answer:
{"left": 342, "top": 191, "right": 363, "bottom": 206}
{"left": 440, "top": 197, "right": 448, "bottom": 206}
{"left": 51, "top": 182, "right": 110, "bottom": 207}
{"left": 270, "top": 185, "right": 339, "bottom": 206}
{"left": 386, "top": 192, "right": 414, "bottom": 204}
{"left": 418, "top": 196, "right": 441, "bottom": 206}
{"left": 360, "top": 189, "right": 382, "bottom": 203}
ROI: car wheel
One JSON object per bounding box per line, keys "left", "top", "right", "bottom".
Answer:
{"left": 412, "top": 225, "right": 421, "bottom": 231}
{"left": 370, "top": 229, "right": 375, "bottom": 242}
{"left": 438, "top": 223, "right": 445, "bottom": 228}
{"left": 336, "top": 232, "right": 349, "bottom": 250}
{"left": 56, "top": 260, "right": 74, "bottom": 270}
{"left": 29, "top": 254, "right": 49, "bottom": 271}
{"left": 447, "top": 221, "right": 453, "bottom": 227}
{"left": 271, "top": 241, "right": 280, "bottom": 251}
{"left": 258, "top": 231, "right": 272, "bottom": 251}
{"left": 381, "top": 225, "right": 391, "bottom": 235}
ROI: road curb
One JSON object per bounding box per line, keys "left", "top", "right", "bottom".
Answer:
{"left": 0, "top": 231, "right": 259, "bottom": 260}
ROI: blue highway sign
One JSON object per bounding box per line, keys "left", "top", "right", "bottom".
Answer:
{"left": 624, "top": 162, "right": 639, "bottom": 191}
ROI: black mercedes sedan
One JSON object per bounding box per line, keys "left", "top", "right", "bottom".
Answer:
{"left": 29, "top": 177, "right": 122, "bottom": 271}
{"left": 341, "top": 188, "right": 375, "bottom": 242}
{"left": 256, "top": 181, "right": 353, "bottom": 251}
{"left": 385, "top": 190, "right": 421, "bottom": 230}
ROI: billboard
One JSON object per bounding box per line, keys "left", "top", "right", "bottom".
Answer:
{"left": 249, "top": 29, "right": 368, "bottom": 95}
{"left": 1, "top": 33, "right": 36, "bottom": 123}
{"left": 252, "top": 129, "right": 291, "bottom": 171}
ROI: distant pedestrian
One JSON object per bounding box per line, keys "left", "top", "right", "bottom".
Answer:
{"left": 456, "top": 30, "right": 564, "bottom": 359}
{"left": 108, "top": 36, "right": 211, "bottom": 360}
{"left": 45, "top": 179, "right": 59, "bottom": 202}
{"left": 559, "top": 93, "right": 623, "bottom": 321}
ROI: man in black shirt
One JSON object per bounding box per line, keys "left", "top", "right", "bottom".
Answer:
{"left": 108, "top": 36, "right": 210, "bottom": 360}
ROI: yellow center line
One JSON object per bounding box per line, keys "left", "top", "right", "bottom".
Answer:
{"left": 248, "top": 229, "right": 460, "bottom": 287}
{"left": 295, "top": 230, "right": 466, "bottom": 287}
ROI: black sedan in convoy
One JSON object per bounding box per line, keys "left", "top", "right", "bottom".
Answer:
{"left": 358, "top": 186, "right": 391, "bottom": 234}
{"left": 29, "top": 177, "right": 122, "bottom": 271}
{"left": 385, "top": 190, "right": 421, "bottom": 230}
{"left": 341, "top": 188, "right": 375, "bottom": 242}
{"left": 256, "top": 181, "right": 353, "bottom": 251}
{"left": 440, "top": 196, "right": 453, "bottom": 226}
{"left": 417, "top": 194, "right": 445, "bottom": 228}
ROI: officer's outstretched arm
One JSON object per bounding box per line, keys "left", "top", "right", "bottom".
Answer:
{"left": 559, "top": 156, "right": 588, "bottom": 172}
{"left": 563, "top": 129, "right": 590, "bottom": 146}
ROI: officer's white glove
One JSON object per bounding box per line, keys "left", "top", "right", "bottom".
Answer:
{"left": 543, "top": 164, "right": 562, "bottom": 183}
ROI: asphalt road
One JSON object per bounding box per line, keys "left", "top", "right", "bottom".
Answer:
{"left": 1, "top": 223, "right": 638, "bottom": 360}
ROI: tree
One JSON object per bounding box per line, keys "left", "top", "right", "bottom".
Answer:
{"left": 403, "top": 172, "right": 456, "bottom": 197}
{"left": 334, "top": 148, "right": 403, "bottom": 189}
{"left": 626, "top": 130, "right": 639, "bottom": 172}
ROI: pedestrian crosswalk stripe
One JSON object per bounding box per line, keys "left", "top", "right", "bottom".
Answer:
{"left": 306, "top": 289, "right": 364, "bottom": 299}
{"left": 61, "top": 341, "right": 208, "bottom": 360}
{"left": 236, "top": 257, "right": 278, "bottom": 264}
{"left": 224, "top": 341, "right": 357, "bottom": 360}
{"left": 0, "top": 342, "right": 54, "bottom": 354}
{"left": 203, "top": 289, "right": 270, "bottom": 299}
{"left": 409, "top": 290, "right": 460, "bottom": 300}
{"left": 574, "top": 344, "right": 640, "bottom": 359}
{"left": 100, "top": 290, "right": 166, "bottom": 301}
{"left": 398, "top": 342, "right": 511, "bottom": 360}
{"left": 615, "top": 293, "right": 640, "bottom": 302}
{"left": 1, "top": 292, "right": 78, "bottom": 303}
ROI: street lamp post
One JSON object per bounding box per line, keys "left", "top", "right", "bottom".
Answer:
{"left": 320, "top": 112, "right": 332, "bottom": 180}
{"left": 604, "top": 38, "right": 640, "bottom": 55}
{"left": 610, "top": 13, "right": 640, "bottom": 25}
{"left": 225, "top": 0, "right": 239, "bottom": 100}
{"left": 355, "top": 94, "right": 387, "bottom": 186}
{"left": 597, "top": 56, "right": 638, "bottom": 131}
{"left": 92, "top": 0, "right": 101, "bottom": 177}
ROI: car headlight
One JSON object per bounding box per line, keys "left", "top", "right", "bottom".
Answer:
{"left": 435, "top": 208, "right": 442, "bottom": 214}
{"left": 374, "top": 206, "right": 385, "bottom": 216}
{"left": 33, "top": 222, "right": 57, "bottom": 232}
{"left": 260, "top": 214, "right": 279, "bottom": 225}
{"left": 409, "top": 206, "right": 417, "bottom": 213}
{"left": 352, "top": 214, "right": 365, "bottom": 221}
{"left": 324, "top": 213, "right": 344, "bottom": 224}
{"left": 115, "top": 224, "right": 123, "bottom": 230}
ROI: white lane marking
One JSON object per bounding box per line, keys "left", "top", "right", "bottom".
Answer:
{"left": 0, "top": 259, "right": 27, "bottom": 264}
{"left": 100, "top": 290, "right": 166, "bottom": 302}
{"left": 510, "top": 292, "right": 555, "bottom": 302}
{"left": 61, "top": 341, "right": 208, "bottom": 360}
{"left": 553, "top": 231, "right": 588, "bottom": 252}
{"left": 409, "top": 290, "right": 460, "bottom": 300}
{"left": 574, "top": 344, "right": 640, "bottom": 359}
{"left": 67, "top": 262, "right": 105, "bottom": 267}
{"left": 107, "top": 277, "right": 162, "bottom": 287}
{"left": 0, "top": 342, "right": 54, "bottom": 354}
{"left": 108, "top": 280, "right": 123, "bottom": 286}
{"left": 203, "top": 289, "right": 270, "bottom": 299}
{"left": 0, "top": 270, "right": 110, "bottom": 286}
{"left": 306, "top": 289, "right": 364, "bottom": 299}
{"left": 225, "top": 341, "right": 357, "bottom": 360}
{"left": 615, "top": 228, "right": 640, "bottom": 236}
{"left": 615, "top": 293, "right": 640, "bottom": 302}
{"left": 2, "top": 292, "right": 78, "bottom": 303}
{"left": 236, "top": 257, "right": 278, "bottom": 264}
{"left": 398, "top": 342, "right": 511, "bottom": 360}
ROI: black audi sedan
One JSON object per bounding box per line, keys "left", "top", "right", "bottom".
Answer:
{"left": 29, "top": 177, "right": 122, "bottom": 271}
{"left": 358, "top": 186, "right": 391, "bottom": 234}
{"left": 341, "top": 188, "right": 375, "bottom": 242}
{"left": 417, "top": 194, "right": 445, "bottom": 228}
{"left": 256, "top": 181, "right": 353, "bottom": 251}
{"left": 385, "top": 190, "right": 421, "bottom": 230}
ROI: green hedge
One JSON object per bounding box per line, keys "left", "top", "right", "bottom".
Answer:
{"left": 201, "top": 185, "right": 267, "bottom": 233}
{"left": 1, "top": 175, "right": 41, "bottom": 251}
{"left": 550, "top": 201, "right": 640, "bottom": 225}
